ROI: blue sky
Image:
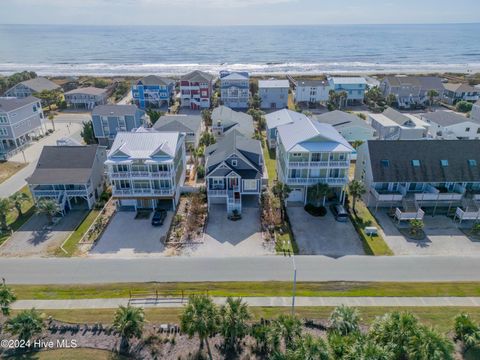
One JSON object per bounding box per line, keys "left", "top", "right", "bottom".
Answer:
{"left": 1, "top": 0, "right": 479, "bottom": 26}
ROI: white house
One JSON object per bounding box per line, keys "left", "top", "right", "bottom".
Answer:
{"left": 265, "top": 109, "right": 306, "bottom": 149}
{"left": 64, "top": 87, "right": 108, "bottom": 110}
{"left": 368, "top": 107, "right": 430, "bottom": 140}
{"left": 420, "top": 110, "right": 480, "bottom": 140}
{"left": 471, "top": 100, "right": 480, "bottom": 122}
{"left": 294, "top": 79, "right": 331, "bottom": 105}
{"left": 442, "top": 83, "right": 479, "bottom": 105}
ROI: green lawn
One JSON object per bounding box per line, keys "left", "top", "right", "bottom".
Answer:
{"left": 275, "top": 227, "right": 298, "bottom": 254}
{"left": 10, "top": 281, "right": 480, "bottom": 300}
{"left": 55, "top": 209, "right": 100, "bottom": 256}
{"left": 262, "top": 136, "right": 276, "bottom": 184}
{"left": 0, "top": 186, "right": 35, "bottom": 246}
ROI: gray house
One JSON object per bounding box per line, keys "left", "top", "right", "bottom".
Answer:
{"left": 0, "top": 96, "right": 45, "bottom": 157}
{"left": 153, "top": 115, "right": 203, "bottom": 150}
{"left": 5, "top": 77, "right": 61, "bottom": 98}
{"left": 91, "top": 104, "right": 148, "bottom": 147}
{"left": 65, "top": 87, "right": 109, "bottom": 110}
{"left": 316, "top": 110, "right": 376, "bottom": 143}
{"left": 258, "top": 79, "right": 289, "bottom": 110}
{"left": 27, "top": 145, "right": 107, "bottom": 215}
{"left": 211, "top": 106, "right": 254, "bottom": 139}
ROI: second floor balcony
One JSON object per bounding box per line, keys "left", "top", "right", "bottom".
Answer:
{"left": 286, "top": 177, "right": 347, "bottom": 186}
{"left": 109, "top": 169, "right": 173, "bottom": 179}
{"left": 112, "top": 187, "right": 174, "bottom": 197}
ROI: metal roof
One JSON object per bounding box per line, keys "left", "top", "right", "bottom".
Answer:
{"left": 211, "top": 106, "right": 254, "bottom": 137}
{"left": 265, "top": 109, "right": 305, "bottom": 130}
{"left": 315, "top": 110, "right": 373, "bottom": 130}
{"left": 258, "top": 79, "right": 289, "bottom": 89}
{"left": 65, "top": 87, "right": 108, "bottom": 96}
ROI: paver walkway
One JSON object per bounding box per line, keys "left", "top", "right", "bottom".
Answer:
{"left": 12, "top": 297, "right": 480, "bottom": 310}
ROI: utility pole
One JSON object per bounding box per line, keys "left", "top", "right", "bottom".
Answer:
{"left": 291, "top": 253, "right": 297, "bottom": 316}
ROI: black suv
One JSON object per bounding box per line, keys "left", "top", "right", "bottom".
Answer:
{"left": 151, "top": 209, "right": 167, "bottom": 226}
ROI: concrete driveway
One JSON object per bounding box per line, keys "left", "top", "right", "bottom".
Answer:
{"left": 90, "top": 211, "right": 172, "bottom": 257}
{"left": 376, "top": 211, "right": 480, "bottom": 255}
{"left": 287, "top": 206, "right": 364, "bottom": 257}
{"left": 0, "top": 211, "right": 87, "bottom": 257}
{"left": 183, "top": 204, "right": 274, "bottom": 257}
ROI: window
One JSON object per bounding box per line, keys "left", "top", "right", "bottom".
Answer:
{"left": 0, "top": 128, "right": 7, "bottom": 136}
{"left": 243, "top": 180, "right": 257, "bottom": 191}
{"left": 477, "top": 128, "right": 480, "bottom": 134}
{"left": 0, "top": 115, "right": 8, "bottom": 124}
{"left": 231, "top": 160, "right": 237, "bottom": 167}
{"left": 468, "top": 159, "right": 477, "bottom": 167}
{"left": 440, "top": 160, "right": 449, "bottom": 167}
{"left": 412, "top": 160, "right": 421, "bottom": 167}
{"left": 381, "top": 160, "right": 390, "bottom": 168}
{"left": 292, "top": 153, "right": 302, "bottom": 157}
{"left": 466, "top": 127, "right": 470, "bottom": 132}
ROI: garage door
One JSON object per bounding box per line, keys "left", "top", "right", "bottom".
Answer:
{"left": 288, "top": 188, "right": 304, "bottom": 202}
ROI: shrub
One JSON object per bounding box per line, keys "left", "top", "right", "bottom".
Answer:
{"left": 197, "top": 165, "right": 205, "bottom": 179}
{"left": 304, "top": 204, "right": 327, "bottom": 217}
{"left": 456, "top": 101, "right": 473, "bottom": 113}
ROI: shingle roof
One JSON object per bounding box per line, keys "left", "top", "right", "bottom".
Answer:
{"left": 27, "top": 145, "right": 100, "bottom": 185}
{"left": 443, "top": 83, "right": 477, "bottom": 93}
{"left": 211, "top": 106, "right": 254, "bottom": 137}
{"left": 315, "top": 110, "right": 373, "bottom": 130}
{"left": 220, "top": 72, "right": 249, "bottom": 81}
{"left": 137, "top": 75, "right": 174, "bottom": 86}
{"left": 153, "top": 115, "right": 202, "bottom": 134}
{"left": 421, "top": 111, "right": 472, "bottom": 127}
{"left": 18, "top": 77, "right": 60, "bottom": 92}
{"left": 181, "top": 70, "right": 214, "bottom": 83}
{"left": 65, "top": 87, "right": 108, "bottom": 96}
{"left": 0, "top": 96, "right": 40, "bottom": 112}
{"left": 92, "top": 104, "right": 141, "bottom": 117}
{"left": 258, "top": 79, "right": 289, "bottom": 89}
{"left": 329, "top": 77, "right": 367, "bottom": 85}
{"left": 370, "top": 107, "right": 429, "bottom": 129}
{"left": 382, "top": 75, "right": 444, "bottom": 90}
{"left": 108, "top": 131, "right": 181, "bottom": 159}
{"left": 367, "top": 140, "right": 480, "bottom": 183}
{"left": 295, "top": 79, "right": 329, "bottom": 87}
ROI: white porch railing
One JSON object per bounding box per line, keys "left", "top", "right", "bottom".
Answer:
{"left": 288, "top": 160, "right": 348, "bottom": 168}
{"left": 287, "top": 177, "right": 347, "bottom": 185}
{"left": 109, "top": 170, "right": 173, "bottom": 179}
{"left": 454, "top": 207, "right": 480, "bottom": 223}
{"left": 208, "top": 189, "right": 227, "bottom": 196}
{"left": 112, "top": 188, "right": 174, "bottom": 196}
{"left": 371, "top": 188, "right": 404, "bottom": 201}
{"left": 395, "top": 207, "right": 425, "bottom": 222}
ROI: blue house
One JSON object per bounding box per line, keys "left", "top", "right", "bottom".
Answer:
{"left": 328, "top": 77, "right": 367, "bottom": 106}
{"left": 132, "top": 75, "right": 175, "bottom": 109}
{"left": 220, "top": 71, "right": 250, "bottom": 109}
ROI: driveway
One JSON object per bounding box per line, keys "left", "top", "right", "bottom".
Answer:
{"left": 287, "top": 206, "right": 365, "bottom": 256}
{"left": 183, "top": 204, "right": 274, "bottom": 257}
{"left": 376, "top": 211, "right": 480, "bottom": 255}
{"left": 90, "top": 211, "right": 172, "bottom": 257}
{"left": 0, "top": 211, "right": 87, "bottom": 257}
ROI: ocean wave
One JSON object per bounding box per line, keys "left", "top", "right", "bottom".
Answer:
{"left": 1, "top": 62, "right": 480, "bottom": 76}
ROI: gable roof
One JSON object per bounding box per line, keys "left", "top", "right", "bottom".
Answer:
{"left": 258, "top": 79, "right": 289, "bottom": 89}
{"left": 329, "top": 77, "right": 367, "bottom": 85}
{"left": 421, "top": 110, "right": 473, "bottom": 127}
{"left": 316, "top": 110, "right": 373, "bottom": 130}
{"left": 265, "top": 109, "right": 305, "bottom": 130}
{"left": 211, "top": 106, "right": 254, "bottom": 137}
{"left": 220, "top": 72, "right": 249, "bottom": 81}
{"left": 181, "top": 70, "right": 214, "bottom": 83}
{"left": 366, "top": 140, "right": 480, "bottom": 183}
{"left": 443, "top": 83, "right": 477, "bottom": 93}
{"left": 137, "top": 75, "right": 174, "bottom": 86}
{"left": 295, "top": 79, "right": 329, "bottom": 87}
{"left": 382, "top": 75, "right": 444, "bottom": 90}
{"left": 16, "top": 77, "right": 60, "bottom": 92}
{"left": 92, "top": 104, "right": 142, "bottom": 117}
{"left": 65, "top": 87, "right": 107, "bottom": 96}
{"left": 0, "top": 96, "right": 40, "bottom": 112}
{"left": 370, "top": 107, "right": 429, "bottom": 129}
{"left": 27, "top": 145, "right": 101, "bottom": 184}
{"left": 153, "top": 115, "right": 202, "bottom": 134}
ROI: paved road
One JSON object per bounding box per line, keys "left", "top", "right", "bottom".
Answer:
{"left": 12, "top": 296, "right": 480, "bottom": 310}
{"left": 1, "top": 255, "right": 480, "bottom": 284}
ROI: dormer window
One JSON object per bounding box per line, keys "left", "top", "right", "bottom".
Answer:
{"left": 231, "top": 160, "right": 237, "bottom": 167}
{"left": 440, "top": 160, "right": 449, "bottom": 167}
{"left": 381, "top": 160, "right": 390, "bottom": 168}
{"left": 412, "top": 160, "right": 420, "bottom": 167}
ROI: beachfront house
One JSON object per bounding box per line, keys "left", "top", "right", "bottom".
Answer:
{"left": 0, "top": 96, "right": 45, "bottom": 158}
{"left": 4, "top": 77, "right": 61, "bottom": 99}
{"left": 442, "top": 83, "right": 479, "bottom": 105}
{"left": 258, "top": 79, "right": 289, "bottom": 110}
{"left": 380, "top": 75, "right": 444, "bottom": 109}
{"left": 315, "top": 110, "right": 376, "bottom": 143}
{"left": 106, "top": 131, "right": 186, "bottom": 211}
{"left": 27, "top": 145, "right": 107, "bottom": 215}
{"left": 368, "top": 107, "right": 429, "bottom": 140}
{"left": 275, "top": 112, "right": 353, "bottom": 204}
{"left": 327, "top": 77, "right": 367, "bottom": 106}
{"left": 64, "top": 87, "right": 108, "bottom": 110}
{"left": 180, "top": 70, "right": 214, "bottom": 110}
{"left": 472, "top": 100, "right": 480, "bottom": 122}
{"left": 265, "top": 109, "right": 305, "bottom": 149}
{"left": 294, "top": 79, "right": 331, "bottom": 105}
{"left": 211, "top": 105, "right": 254, "bottom": 139}
{"left": 420, "top": 110, "right": 480, "bottom": 140}
{"left": 205, "top": 130, "right": 264, "bottom": 215}
{"left": 153, "top": 115, "right": 203, "bottom": 150}
{"left": 132, "top": 75, "right": 175, "bottom": 109}
{"left": 355, "top": 140, "right": 480, "bottom": 221}
{"left": 219, "top": 71, "right": 250, "bottom": 109}
{"left": 91, "top": 104, "right": 148, "bottom": 147}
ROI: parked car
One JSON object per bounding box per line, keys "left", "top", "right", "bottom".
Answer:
{"left": 330, "top": 204, "right": 348, "bottom": 222}
{"left": 151, "top": 209, "right": 167, "bottom": 226}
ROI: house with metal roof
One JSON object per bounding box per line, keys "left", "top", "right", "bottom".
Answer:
{"left": 105, "top": 131, "right": 186, "bottom": 211}
{"left": 328, "top": 77, "right": 367, "bottom": 106}
{"left": 5, "top": 77, "right": 61, "bottom": 98}
{"left": 205, "top": 130, "right": 263, "bottom": 214}
{"left": 380, "top": 75, "right": 444, "bottom": 109}
{"left": 220, "top": 71, "right": 250, "bottom": 109}
{"left": 265, "top": 109, "right": 306, "bottom": 149}
{"left": 211, "top": 106, "right": 254, "bottom": 139}
{"left": 442, "top": 83, "right": 479, "bottom": 105}
{"left": 65, "top": 87, "right": 108, "bottom": 110}
{"left": 132, "top": 75, "right": 175, "bottom": 109}
{"left": 258, "top": 79, "right": 289, "bottom": 110}
{"left": 472, "top": 100, "right": 480, "bottom": 122}
{"left": 0, "top": 96, "right": 45, "bottom": 158}
{"left": 355, "top": 140, "right": 480, "bottom": 222}
{"left": 419, "top": 110, "right": 480, "bottom": 140}
{"left": 27, "top": 145, "right": 107, "bottom": 215}
{"left": 153, "top": 115, "right": 203, "bottom": 149}
{"left": 275, "top": 113, "right": 354, "bottom": 204}
{"left": 368, "top": 107, "right": 430, "bottom": 140}
{"left": 315, "top": 110, "right": 376, "bottom": 142}
{"left": 180, "top": 70, "right": 215, "bottom": 110}
{"left": 294, "top": 79, "right": 331, "bottom": 105}
{"left": 91, "top": 104, "right": 148, "bottom": 147}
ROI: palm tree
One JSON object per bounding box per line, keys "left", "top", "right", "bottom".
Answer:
{"left": 308, "top": 182, "right": 330, "bottom": 207}
{"left": 344, "top": 335, "right": 392, "bottom": 360}
{"left": 10, "top": 192, "right": 30, "bottom": 218}
{"left": 273, "top": 314, "right": 302, "bottom": 351}
{"left": 112, "top": 305, "right": 145, "bottom": 351}
{"left": 338, "top": 91, "right": 349, "bottom": 109}
{"left": 201, "top": 109, "right": 212, "bottom": 127}
{"left": 408, "top": 325, "right": 454, "bottom": 360}
{"left": 285, "top": 334, "right": 329, "bottom": 360}
{"left": 5, "top": 308, "right": 44, "bottom": 342}
{"left": 409, "top": 219, "right": 424, "bottom": 236}
{"left": 180, "top": 294, "right": 219, "bottom": 360}
{"left": 219, "top": 297, "right": 251, "bottom": 352}
{"left": 0, "top": 281, "right": 17, "bottom": 316}
{"left": 251, "top": 322, "right": 280, "bottom": 355}
{"left": 328, "top": 90, "right": 339, "bottom": 109}
{"left": 0, "top": 198, "right": 11, "bottom": 231}
{"left": 36, "top": 198, "right": 60, "bottom": 225}
{"left": 386, "top": 94, "right": 397, "bottom": 107}
{"left": 348, "top": 180, "right": 366, "bottom": 214}
{"left": 454, "top": 313, "right": 480, "bottom": 353}
{"left": 329, "top": 305, "right": 360, "bottom": 336}
{"left": 427, "top": 89, "right": 439, "bottom": 109}
{"left": 48, "top": 113, "right": 56, "bottom": 131}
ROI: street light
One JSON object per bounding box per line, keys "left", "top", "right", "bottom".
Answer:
{"left": 291, "top": 251, "right": 297, "bottom": 316}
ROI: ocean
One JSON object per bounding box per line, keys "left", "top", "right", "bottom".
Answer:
{"left": 0, "top": 23, "right": 479, "bottom": 76}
